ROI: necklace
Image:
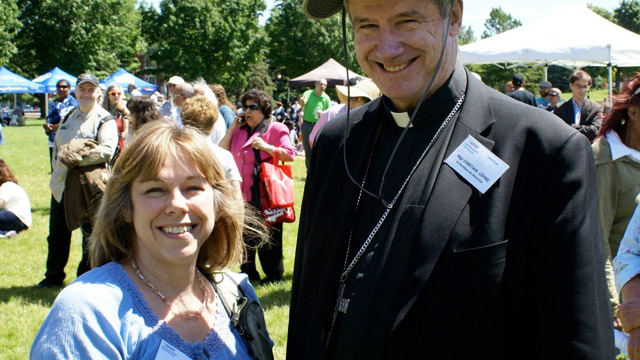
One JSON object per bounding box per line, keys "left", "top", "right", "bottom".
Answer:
{"left": 326, "top": 94, "right": 466, "bottom": 345}
{"left": 132, "top": 260, "right": 210, "bottom": 320}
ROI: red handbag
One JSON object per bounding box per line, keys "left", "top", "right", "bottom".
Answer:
{"left": 260, "top": 149, "right": 294, "bottom": 207}
{"left": 259, "top": 149, "right": 295, "bottom": 225}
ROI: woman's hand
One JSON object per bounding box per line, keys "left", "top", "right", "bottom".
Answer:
{"left": 618, "top": 298, "right": 640, "bottom": 333}
{"left": 629, "top": 328, "right": 640, "bottom": 360}
{"left": 229, "top": 113, "right": 244, "bottom": 132}
{"left": 252, "top": 137, "right": 273, "bottom": 153}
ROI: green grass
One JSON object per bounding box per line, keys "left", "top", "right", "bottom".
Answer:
{"left": 0, "top": 118, "right": 305, "bottom": 359}
{"left": 561, "top": 88, "right": 610, "bottom": 103}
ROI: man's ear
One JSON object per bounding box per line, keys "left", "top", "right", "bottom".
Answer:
{"left": 449, "top": 0, "right": 463, "bottom": 37}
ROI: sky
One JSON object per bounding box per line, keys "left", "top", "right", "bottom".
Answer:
{"left": 146, "top": 0, "right": 621, "bottom": 34}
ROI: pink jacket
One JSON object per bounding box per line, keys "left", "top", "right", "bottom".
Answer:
{"left": 229, "top": 121, "right": 295, "bottom": 202}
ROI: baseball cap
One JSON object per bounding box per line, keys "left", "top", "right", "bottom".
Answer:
{"left": 336, "top": 78, "right": 381, "bottom": 104}
{"left": 549, "top": 88, "right": 562, "bottom": 97}
{"left": 512, "top": 73, "right": 525, "bottom": 87}
{"left": 167, "top": 76, "right": 185, "bottom": 85}
{"left": 302, "top": 0, "right": 343, "bottom": 19}
{"left": 76, "top": 73, "right": 99, "bottom": 87}
{"left": 539, "top": 81, "right": 552, "bottom": 88}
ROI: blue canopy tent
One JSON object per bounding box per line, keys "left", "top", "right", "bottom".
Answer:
{"left": 33, "top": 67, "right": 77, "bottom": 93}
{"left": 101, "top": 68, "right": 157, "bottom": 94}
{"left": 0, "top": 67, "right": 45, "bottom": 94}
{"left": 0, "top": 67, "right": 46, "bottom": 109}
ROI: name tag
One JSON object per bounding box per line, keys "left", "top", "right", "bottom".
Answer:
{"left": 155, "top": 340, "right": 191, "bottom": 360}
{"left": 445, "top": 135, "right": 509, "bottom": 194}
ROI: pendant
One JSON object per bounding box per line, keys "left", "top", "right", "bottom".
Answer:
{"left": 326, "top": 281, "right": 350, "bottom": 348}
{"left": 336, "top": 282, "right": 350, "bottom": 314}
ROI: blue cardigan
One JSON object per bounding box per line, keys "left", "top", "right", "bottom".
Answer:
{"left": 30, "top": 262, "right": 264, "bottom": 359}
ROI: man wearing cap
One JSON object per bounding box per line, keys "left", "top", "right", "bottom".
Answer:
{"left": 288, "top": 0, "right": 613, "bottom": 358}
{"left": 507, "top": 73, "right": 538, "bottom": 107}
{"left": 548, "top": 87, "right": 563, "bottom": 113}
{"left": 44, "top": 79, "right": 78, "bottom": 170}
{"left": 537, "top": 80, "right": 553, "bottom": 109}
{"left": 309, "top": 78, "right": 380, "bottom": 148}
{"left": 161, "top": 75, "right": 185, "bottom": 119}
{"left": 554, "top": 69, "right": 603, "bottom": 141}
{"left": 36, "top": 73, "right": 118, "bottom": 288}
{"left": 300, "top": 78, "right": 331, "bottom": 169}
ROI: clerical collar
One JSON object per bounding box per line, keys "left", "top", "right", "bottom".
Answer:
{"left": 384, "top": 62, "right": 467, "bottom": 129}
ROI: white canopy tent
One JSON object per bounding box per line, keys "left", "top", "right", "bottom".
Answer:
{"left": 459, "top": 2, "right": 640, "bottom": 101}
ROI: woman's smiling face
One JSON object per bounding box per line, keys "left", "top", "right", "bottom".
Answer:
{"left": 130, "top": 152, "right": 215, "bottom": 266}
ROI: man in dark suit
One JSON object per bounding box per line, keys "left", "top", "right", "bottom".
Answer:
{"left": 507, "top": 73, "right": 538, "bottom": 107}
{"left": 553, "top": 69, "right": 603, "bottom": 141}
{"left": 288, "top": 0, "right": 614, "bottom": 358}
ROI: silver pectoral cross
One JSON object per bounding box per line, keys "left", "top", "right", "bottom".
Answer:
{"left": 326, "top": 281, "right": 351, "bottom": 348}
{"left": 336, "top": 282, "right": 350, "bottom": 314}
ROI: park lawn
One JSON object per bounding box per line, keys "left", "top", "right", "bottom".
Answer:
{"left": 562, "top": 88, "right": 610, "bottom": 103}
{"left": 0, "top": 118, "right": 304, "bottom": 360}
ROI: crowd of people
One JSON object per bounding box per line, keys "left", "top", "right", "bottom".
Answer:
{"left": 12, "top": 0, "right": 640, "bottom": 358}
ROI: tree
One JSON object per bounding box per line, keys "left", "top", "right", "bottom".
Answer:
{"left": 0, "top": 0, "right": 21, "bottom": 67}
{"left": 143, "top": 0, "right": 267, "bottom": 97}
{"left": 614, "top": 0, "right": 640, "bottom": 34}
{"left": 246, "top": 61, "right": 276, "bottom": 98}
{"left": 588, "top": 4, "right": 614, "bottom": 21}
{"left": 266, "top": 0, "right": 360, "bottom": 90}
{"left": 458, "top": 26, "right": 475, "bottom": 45}
{"left": 14, "top": 0, "right": 144, "bottom": 77}
{"left": 481, "top": 7, "right": 522, "bottom": 39}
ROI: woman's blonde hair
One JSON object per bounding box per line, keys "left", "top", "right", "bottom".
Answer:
{"left": 90, "top": 120, "right": 266, "bottom": 272}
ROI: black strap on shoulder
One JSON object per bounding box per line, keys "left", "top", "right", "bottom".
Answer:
{"left": 60, "top": 107, "right": 76, "bottom": 125}
{"left": 95, "top": 114, "right": 115, "bottom": 139}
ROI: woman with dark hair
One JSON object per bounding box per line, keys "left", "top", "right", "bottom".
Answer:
{"left": 219, "top": 89, "right": 295, "bottom": 284}
{"left": 0, "top": 159, "right": 31, "bottom": 237}
{"left": 31, "top": 121, "right": 271, "bottom": 358}
{"left": 592, "top": 73, "right": 640, "bottom": 328}
{"left": 125, "top": 97, "right": 164, "bottom": 143}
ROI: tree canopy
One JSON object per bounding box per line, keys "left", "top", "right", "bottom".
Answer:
{"left": 614, "top": 0, "right": 640, "bottom": 34}
{"left": 14, "top": 0, "right": 144, "bottom": 78}
{"left": 0, "top": 0, "right": 21, "bottom": 67}
{"left": 142, "top": 0, "right": 267, "bottom": 98}
{"left": 481, "top": 7, "right": 522, "bottom": 39}
{"left": 266, "top": 0, "right": 360, "bottom": 81}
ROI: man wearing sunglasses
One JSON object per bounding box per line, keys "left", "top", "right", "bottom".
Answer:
{"left": 43, "top": 80, "right": 78, "bottom": 170}
{"left": 554, "top": 69, "right": 603, "bottom": 141}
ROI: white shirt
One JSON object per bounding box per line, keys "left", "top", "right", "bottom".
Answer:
{"left": 203, "top": 136, "right": 242, "bottom": 182}
{"left": 0, "top": 181, "right": 32, "bottom": 227}
{"left": 606, "top": 130, "right": 640, "bottom": 162}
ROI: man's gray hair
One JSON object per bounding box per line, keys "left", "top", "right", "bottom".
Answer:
{"left": 177, "top": 82, "right": 195, "bottom": 97}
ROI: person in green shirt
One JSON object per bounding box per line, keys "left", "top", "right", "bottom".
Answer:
{"left": 300, "top": 78, "right": 331, "bottom": 169}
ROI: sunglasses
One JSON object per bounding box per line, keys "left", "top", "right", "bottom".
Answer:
{"left": 109, "top": 92, "right": 121, "bottom": 96}
{"left": 57, "top": 85, "right": 69, "bottom": 89}
{"left": 243, "top": 104, "right": 260, "bottom": 111}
